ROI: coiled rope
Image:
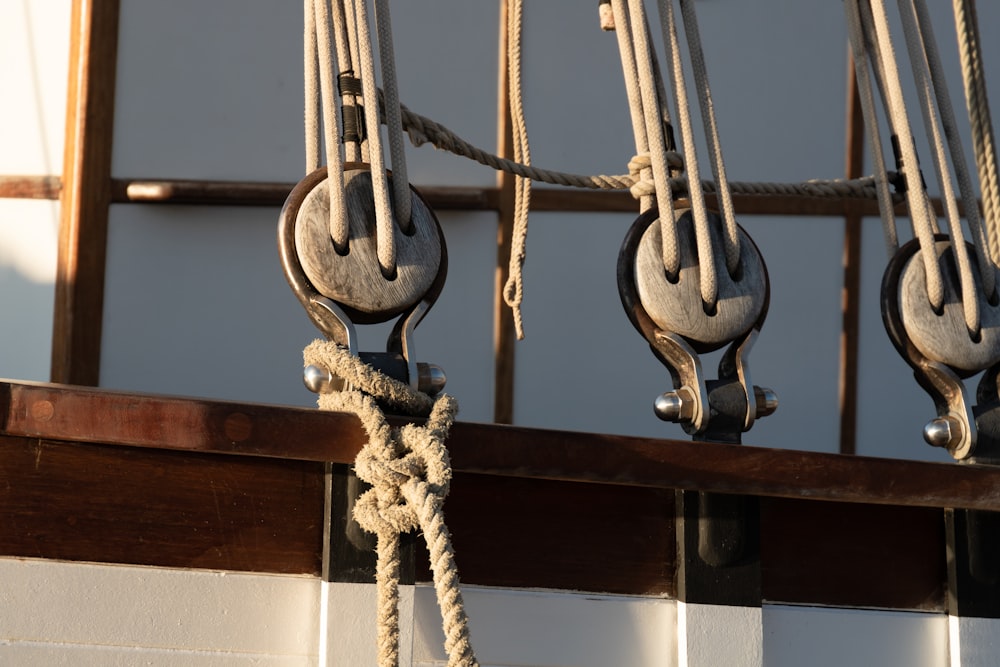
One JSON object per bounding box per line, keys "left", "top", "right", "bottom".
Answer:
{"left": 305, "top": 341, "right": 479, "bottom": 667}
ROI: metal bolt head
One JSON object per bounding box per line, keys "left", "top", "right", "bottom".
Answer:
{"left": 924, "top": 416, "right": 960, "bottom": 449}
{"left": 303, "top": 364, "right": 334, "bottom": 394}
{"left": 754, "top": 386, "right": 779, "bottom": 418}
{"left": 418, "top": 363, "right": 447, "bottom": 396}
{"left": 654, "top": 391, "right": 684, "bottom": 422}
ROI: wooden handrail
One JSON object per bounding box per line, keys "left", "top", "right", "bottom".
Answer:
{"left": 2, "top": 379, "right": 997, "bottom": 512}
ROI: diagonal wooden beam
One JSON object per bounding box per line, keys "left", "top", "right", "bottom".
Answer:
{"left": 52, "top": 0, "right": 120, "bottom": 386}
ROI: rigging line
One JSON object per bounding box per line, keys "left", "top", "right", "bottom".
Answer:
{"left": 678, "top": 0, "right": 740, "bottom": 276}
{"left": 899, "top": 0, "right": 979, "bottom": 334}
{"left": 953, "top": 0, "right": 1000, "bottom": 269}
{"left": 656, "top": 0, "right": 718, "bottom": 307}
{"left": 867, "top": 0, "right": 945, "bottom": 311}
{"left": 312, "top": 0, "right": 349, "bottom": 252}
{"left": 373, "top": 0, "right": 412, "bottom": 230}
{"left": 844, "top": 0, "right": 899, "bottom": 257}
{"left": 347, "top": 0, "right": 396, "bottom": 276}
{"left": 609, "top": 0, "right": 656, "bottom": 213}
{"left": 502, "top": 0, "right": 531, "bottom": 340}
{"left": 913, "top": 0, "right": 996, "bottom": 296}
{"left": 626, "top": 0, "right": 680, "bottom": 276}
{"left": 332, "top": 0, "right": 362, "bottom": 163}
{"left": 304, "top": 0, "right": 321, "bottom": 174}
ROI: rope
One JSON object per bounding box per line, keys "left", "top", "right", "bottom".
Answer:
{"left": 845, "top": 0, "right": 900, "bottom": 257}
{"left": 625, "top": 0, "right": 681, "bottom": 276}
{"left": 954, "top": 0, "right": 1000, "bottom": 268}
{"left": 347, "top": 0, "right": 397, "bottom": 276}
{"left": 373, "top": 0, "right": 413, "bottom": 231}
{"left": 502, "top": 0, "right": 531, "bottom": 340}
{"left": 865, "top": 0, "right": 945, "bottom": 311}
{"left": 678, "top": 0, "right": 741, "bottom": 277}
{"left": 608, "top": 0, "right": 657, "bottom": 214}
{"left": 305, "top": 340, "right": 479, "bottom": 667}
{"left": 902, "top": 0, "right": 992, "bottom": 332}
{"left": 654, "top": 0, "right": 719, "bottom": 306}
{"left": 307, "top": 0, "right": 349, "bottom": 252}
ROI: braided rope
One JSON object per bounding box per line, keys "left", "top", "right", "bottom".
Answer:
{"left": 867, "top": 0, "right": 945, "bottom": 311}
{"left": 954, "top": 0, "right": 1000, "bottom": 268}
{"left": 304, "top": 340, "right": 478, "bottom": 667}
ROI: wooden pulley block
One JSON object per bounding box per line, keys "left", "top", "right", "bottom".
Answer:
{"left": 883, "top": 235, "right": 1000, "bottom": 377}
{"left": 619, "top": 206, "right": 769, "bottom": 353}
{"left": 280, "top": 163, "right": 444, "bottom": 326}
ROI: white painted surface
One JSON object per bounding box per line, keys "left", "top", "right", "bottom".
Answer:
{"left": 0, "top": 558, "right": 318, "bottom": 665}
{"left": 763, "top": 605, "right": 948, "bottom": 667}
{"left": 0, "top": 0, "right": 68, "bottom": 382}
{"left": 412, "top": 586, "right": 676, "bottom": 667}
{"left": 950, "top": 615, "right": 1000, "bottom": 667}
{"left": 678, "top": 602, "right": 762, "bottom": 667}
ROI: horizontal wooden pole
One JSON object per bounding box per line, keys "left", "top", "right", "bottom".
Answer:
{"left": 2, "top": 379, "right": 999, "bottom": 512}
{"left": 0, "top": 175, "right": 62, "bottom": 200}
{"left": 2, "top": 174, "right": 974, "bottom": 218}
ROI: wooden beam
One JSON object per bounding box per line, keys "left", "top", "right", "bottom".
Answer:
{"left": 839, "top": 55, "right": 866, "bottom": 456}
{"left": 4, "top": 380, "right": 1000, "bottom": 512}
{"left": 493, "top": 0, "right": 516, "bottom": 424}
{"left": 52, "top": 0, "right": 120, "bottom": 385}
{"left": 0, "top": 175, "right": 61, "bottom": 200}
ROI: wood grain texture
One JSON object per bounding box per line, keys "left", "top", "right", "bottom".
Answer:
{"left": 416, "top": 474, "right": 676, "bottom": 596}
{"left": 294, "top": 167, "right": 442, "bottom": 317}
{"left": 6, "top": 380, "right": 1000, "bottom": 512}
{"left": 899, "top": 238, "right": 1000, "bottom": 374}
{"left": 51, "top": 0, "right": 120, "bottom": 386}
{"left": 0, "top": 175, "right": 61, "bottom": 200}
{"left": 0, "top": 435, "right": 325, "bottom": 574}
{"left": 493, "top": 0, "right": 516, "bottom": 425}
{"left": 634, "top": 208, "right": 766, "bottom": 348}
{"left": 761, "top": 498, "right": 946, "bottom": 611}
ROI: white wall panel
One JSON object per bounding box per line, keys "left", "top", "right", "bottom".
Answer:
{"left": 763, "top": 605, "right": 947, "bottom": 667}
{"left": 0, "top": 558, "right": 318, "bottom": 665}
{"left": 413, "top": 586, "right": 675, "bottom": 667}
{"left": 0, "top": 0, "right": 70, "bottom": 174}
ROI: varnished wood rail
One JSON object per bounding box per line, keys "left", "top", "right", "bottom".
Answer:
{"left": 1, "top": 379, "right": 997, "bottom": 512}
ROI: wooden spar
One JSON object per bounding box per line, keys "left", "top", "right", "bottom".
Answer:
{"left": 52, "top": 0, "right": 120, "bottom": 386}
{"left": 493, "top": 0, "right": 517, "bottom": 424}
{"left": 1, "top": 173, "right": 977, "bottom": 218}
{"left": 839, "top": 54, "right": 866, "bottom": 456}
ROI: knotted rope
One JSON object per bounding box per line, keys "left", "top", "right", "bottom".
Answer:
{"left": 304, "top": 340, "right": 478, "bottom": 667}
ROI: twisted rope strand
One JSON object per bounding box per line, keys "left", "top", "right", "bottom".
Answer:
{"left": 954, "top": 0, "right": 1000, "bottom": 269}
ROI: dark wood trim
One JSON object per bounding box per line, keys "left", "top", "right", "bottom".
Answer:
{"left": 493, "top": 0, "right": 516, "bottom": 424}
{"left": 5, "top": 380, "right": 1000, "bottom": 512}
{"left": 762, "top": 498, "right": 946, "bottom": 611}
{"left": 0, "top": 175, "right": 61, "bottom": 200}
{"left": 0, "top": 435, "right": 325, "bottom": 574}
{"left": 0, "top": 380, "right": 961, "bottom": 604}
{"left": 109, "top": 179, "right": 500, "bottom": 211}
{"left": 839, "top": 56, "right": 866, "bottom": 456}
{"left": 52, "top": 0, "right": 120, "bottom": 386}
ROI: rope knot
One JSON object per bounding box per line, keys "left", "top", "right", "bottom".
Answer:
{"left": 628, "top": 151, "right": 684, "bottom": 200}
